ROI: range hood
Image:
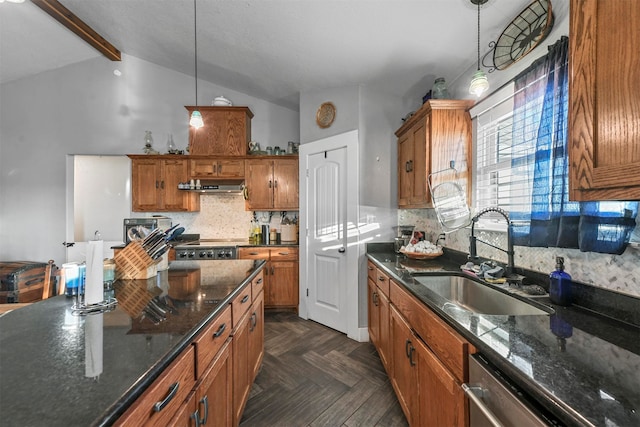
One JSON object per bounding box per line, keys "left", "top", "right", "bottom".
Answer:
{"left": 192, "top": 180, "right": 245, "bottom": 194}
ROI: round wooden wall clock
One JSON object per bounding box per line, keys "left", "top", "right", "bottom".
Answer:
{"left": 492, "top": 0, "right": 554, "bottom": 70}
{"left": 316, "top": 102, "right": 336, "bottom": 128}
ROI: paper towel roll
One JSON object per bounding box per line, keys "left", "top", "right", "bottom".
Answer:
{"left": 85, "top": 313, "right": 103, "bottom": 379}
{"left": 86, "top": 240, "right": 104, "bottom": 305}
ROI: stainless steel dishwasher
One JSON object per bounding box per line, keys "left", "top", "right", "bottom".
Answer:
{"left": 463, "top": 354, "right": 562, "bottom": 427}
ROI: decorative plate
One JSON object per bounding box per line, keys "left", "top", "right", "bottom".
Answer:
{"left": 316, "top": 102, "right": 336, "bottom": 128}
{"left": 492, "top": 0, "right": 554, "bottom": 70}
{"left": 400, "top": 249, "right": 443, "bottom": 260}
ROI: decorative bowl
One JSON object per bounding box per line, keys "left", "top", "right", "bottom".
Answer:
{"left": 400, "top": 249, "right": 443, "bottom": 260}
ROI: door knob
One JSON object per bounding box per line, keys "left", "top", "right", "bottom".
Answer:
{"left": 338, "top": 247, "right": 346, "bottom": 253}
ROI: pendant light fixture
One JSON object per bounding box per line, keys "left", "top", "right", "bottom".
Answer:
{"left": 189, "top": 0, "right": 204, "bottom": 129}
{"left": 469, "top": 0, "right": 490, "bottom": 97}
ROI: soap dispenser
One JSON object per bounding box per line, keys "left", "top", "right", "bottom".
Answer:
{"left": 549, "top": 256, "right": 572, "bottom": 306}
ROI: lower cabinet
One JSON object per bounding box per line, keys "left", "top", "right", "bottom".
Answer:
{"left": 231, "top": 273, "right": 264, "bottom": 426}
{"left": 115, "top": 346, "right": 196, "bottom": 427}
{"left": 238, "top": 247, "right": 298, "bottom": 310}
{"left": 116, "top": 271, "right": 265, "bottom": 427}
{"left": 369, "top": 260, "right": 471, "bottom": 427}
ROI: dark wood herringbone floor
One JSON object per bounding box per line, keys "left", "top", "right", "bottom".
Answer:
{"left": 240, "top": 310, "right": 408, "bottom": 427}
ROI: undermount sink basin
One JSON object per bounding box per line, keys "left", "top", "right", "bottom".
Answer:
{"left": 413, "top": 275, "right": 553, "bottom": 316}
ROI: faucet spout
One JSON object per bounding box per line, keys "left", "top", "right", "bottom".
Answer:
{"left": 468, "top": 207, "right": 515, "bottom": 276}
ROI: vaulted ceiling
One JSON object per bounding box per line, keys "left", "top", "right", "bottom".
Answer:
{"left": 0, "top": 0, "right": 567, "bottom": 110}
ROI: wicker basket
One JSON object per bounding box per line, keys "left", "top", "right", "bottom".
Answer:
{"left": 114, "top": 241, "right": 157, "bottom": 279}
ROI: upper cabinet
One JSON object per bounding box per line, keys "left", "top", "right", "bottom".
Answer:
{"left": 569, "top": 0, "right": 640, "bottom": 200}
{"left": 190, "top": 158, "right": 245, "bottom": 179}
{"left": 244, "top": 158, "right": 298, "bottom": 211}
{"left": 129, "top": 155, "right": 200, "bottom": 212}
{"left": 396, "top": 100, "right": 474, "bottom": 209}
{"left": 186, "top": 106, "right": 253, "bottom": 156}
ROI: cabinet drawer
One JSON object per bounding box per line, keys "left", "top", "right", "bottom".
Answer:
{"left": 231, "top": 283, "right": 253, "bottom": 328}
{"left": 193, "top": 304, "right": 232, "bottom": 379}
{"left": 116, "top": 346, "right": 195, "bottom": 427}
{"left": 390, "top": 280, "right": 468, "bottom": 382}
{"left": 375, "top": 268, "right": 390, "bottom": 298}
{"left": 252, "top": 270, "right": 264, "bottom": 300}
{"left": 367, "top": 260, "right": 377, "bottom": 283}
{"left": 270, "top": 247, "right": 298, "bottom": 261}
{"left": 237, "top": 247, "right": 270, "bottom": 260}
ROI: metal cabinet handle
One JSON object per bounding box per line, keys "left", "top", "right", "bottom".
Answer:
{"left": 257, "top": 278, "right": 263, "bottom": 284}
{"left": 372, "top": 291, "right": 379, "bottom": 306}
{"left": 217, "top": 163, "right": 222, "bottom": 174}
{"left": 198, "top": 395, "right": 209, "bottom": 425}
{"left": 241, "top": 294, "right": 250, "bottom": 304}
{"left": 408, "top": 160, "right": 413, "bottom": 172}
{"left": 190, "top": 410, "right": 201, "bottom": 427}
{"left": 278, "top": 252, "right": 290, "bottom": 256}
{"left": 405, "top": 339, "right": 412, "bottom": 358}
{"left": 338, "top": 247, "right": 345, "bottom": 253}
{"left": 153, "top": 382, "right": 179, "bottom": 412}
{"left": 274, "top": 180, "right": 278, "bottom": 188}
{"left": 405, "top": 161, "right": 410, "bottom": 173}
{"left": 212, "top": 323, "right": 226, "bottom": 338}
{"left": 408, "top": 345, "right": 416, "bottom": 366}
{"left": 155, "top": 180, "right": 159, "bottom": 189}
{"left": 269, "top": 180, "right": 272, "bottom": 188}
{"left": 271, "top": 266, "right": 275, "bottom": 275}
{"left": 250, "top": 312, "right": 257, "bottom": 331}
{"left": 160, "top": 180, "right": 165, "bottom": 189}
{"left": 378, "top": 276, "right": 385, "bottom": 282}
{"left": 462, "top": 384, "right": 505, "bottom": 427}
{"left": 368, "top": 265, "right": 374, "bottom": 271}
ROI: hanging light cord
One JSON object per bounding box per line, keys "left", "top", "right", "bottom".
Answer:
{"left": 476, "top": 1, "right": 481, "bottom": 70}
{"left": 193, "top": 0, "right": 198, "bottom": 105}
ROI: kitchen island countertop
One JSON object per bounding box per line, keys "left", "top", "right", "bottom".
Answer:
{"left": 367, "top": 248, "right": 640, "bottom": 427}
{"left": 0, "top": 259, "right": 265, "bottom": 426}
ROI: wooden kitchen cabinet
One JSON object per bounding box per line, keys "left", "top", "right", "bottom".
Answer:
{"left": 190, "top": 157, "right": 245, "bottom": 179}
{"left": 129, "top": 155, "right": 200, "bottom": 212}
{"left": 390, "top": 304, "right": 420, "bottom": 426}
{"left": 170, "top": 338, "right": 233, "bottom": 427}
{"left": 244, "top": 158, "right": 299, "bottom": 210}
{"left": 569, "top": 0, "right": 640, "bottom": 200}
{"left": 367, "top": 261, "right": 390, "bottom": 372}
{"left": 186, "top": 106, "right": 253, "bottom": 156}
{"left": 115, "top": 346, "right": 195, "bottom": 427}
{"left": 395, "top": 100, "right": 474, "bottom": 208}
{"left": 237, "top": 247, "right": 298, "bottom": 310}
{"left": 231, "top": 275, "right": 264, "bottom": 426}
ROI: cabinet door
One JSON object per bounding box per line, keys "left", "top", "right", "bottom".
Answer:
{"left": 273, "top": 158, "right": 299, "bottom": 210}
{"left": 397, "top": 132, "right": 413, "bottom": 207}
{"left": 378, "top": 289, "right": 391, "bottom": 373}
{"left": 245, "top": 159, "right": 274, "bottom": 210}
{"left": 218, "top": 158, "right": 245, "bottom": 178}
{"left": 415, "top": 336, "right": 466, "bottom": 427}
{"left": 569, "top": 0, "right": 640, "bottom": 200}
{"left": 162, "top": 159, "right": 194, "bottom": 211}
{"left": 390, "top": 305, "right": 419, "bottom": 426}
{"left": 189, "top": 158, "right": 218, "bottom": 178}
{"left": 410, "top": 118, "right": 428, "bottom": 206}
{"left": 195, "top": 338, "right": 233, "bottom": 427}
{"left": 116, "top": 346, "right": 195, "bottom": 427}
{"left": 429, "top": 107, "right": 473, "bottom": 206}
{"left": 187, "top": 107, "right": 251, "bottom": 156}
{"left": 131, "top": 158, "right": 162, "bottom": 211}
{"left": 249, "top": 289, "right": 264, "bottom": 382}
{"left": 368, "top": 278, "right": 380, "bottom": 349}
{"left": 232, "top": 311, "right": 251, "bottom": 426}
{"left": 269, "top": 260, "right": 298, "bottom": 308}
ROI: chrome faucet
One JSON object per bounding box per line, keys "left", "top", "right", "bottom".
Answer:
{"left": 468, "top": 207, "right": 515, "bottom": 277}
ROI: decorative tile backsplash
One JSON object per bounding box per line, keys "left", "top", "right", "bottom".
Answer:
{"left": 399, "top": 209, "right": 640, "bottom": 299}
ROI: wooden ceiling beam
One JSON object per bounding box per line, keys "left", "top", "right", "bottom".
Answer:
{"left": 31, "top": 0, "right": 121, "bottom": 61}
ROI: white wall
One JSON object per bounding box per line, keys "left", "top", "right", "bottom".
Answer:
{"left": 0, "top": 53, "right": 299, "bottom": 263}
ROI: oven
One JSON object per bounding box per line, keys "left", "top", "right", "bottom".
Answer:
{"left": 173, "top": 240, "right": 245, "bottom": 260}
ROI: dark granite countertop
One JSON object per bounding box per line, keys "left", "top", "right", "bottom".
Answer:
{"left": 367, "top": 247, "right": 640, "bottom": 427}
{"left": 0, "top": 259, "right": 265, "bottom": 427}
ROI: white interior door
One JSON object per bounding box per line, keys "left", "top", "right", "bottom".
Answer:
{"left": 300, "top": 130, "right": 359, "bottom": 338}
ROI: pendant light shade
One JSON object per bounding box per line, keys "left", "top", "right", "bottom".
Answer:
{"left": 189, "top": 110, "right": 204, "bottom": 129}
{"left": 469, "top": 70, "right": 490, "bottom": 97}
{"left": 469, "top": 0, "right": 489, "bottom": 97}
{"left": 190, "top": 0, "right": 203, "bottom": 129}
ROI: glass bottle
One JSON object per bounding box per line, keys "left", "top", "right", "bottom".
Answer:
{"left": 143, "top": 131, "right": 154, "bottom": 153}
{"left": 431, "top": 77, "right": 450, "bottom": 99}
{"left": 167, "top": 133, "right": 175, "bottom": 153}
{"left": 549, "top": 256, "right": 572, "bottom": 306}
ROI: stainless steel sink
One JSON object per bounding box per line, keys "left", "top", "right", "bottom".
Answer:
{"left": 413, "top": 275, "right": 553, "bottom": 316}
